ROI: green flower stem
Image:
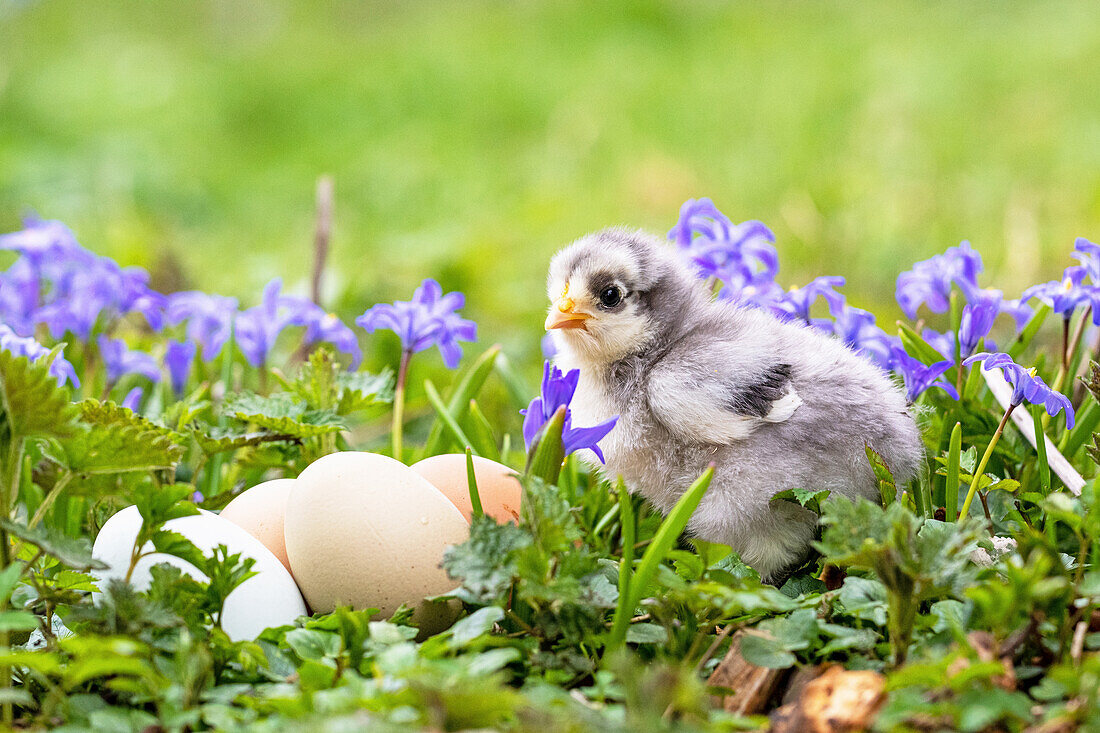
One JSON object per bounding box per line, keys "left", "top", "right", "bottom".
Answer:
{"left": 392, "top": 349, "right": 411, "bottom": 463}
{"left": 1044, "top": 308, "right": 1089, "bottom": 432}
{"left": 959, "top": 404, "right": 1015, "bottom": 522}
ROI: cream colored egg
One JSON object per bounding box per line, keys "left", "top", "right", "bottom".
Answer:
{"left": 411, "top": 454, "right": 523, "bottom": 524}
{"left": 91, "top": 506, "right": 308, "bottom": 641}
{"left": 284, "top": 451, "right": 469, "bottom": 617}
{"left": 219, "top": 479, "right": 295, "bottom": 572}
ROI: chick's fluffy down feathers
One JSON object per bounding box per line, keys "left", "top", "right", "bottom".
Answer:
{"left": 549, "top": 228, "right": 923, "bottom": 580}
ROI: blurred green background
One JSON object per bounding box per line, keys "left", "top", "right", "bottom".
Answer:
{"left": 2, "top": 0, "right": 1100, "bottom": 373}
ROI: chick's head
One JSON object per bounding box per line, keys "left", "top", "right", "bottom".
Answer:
{"left": 546, "top": 228, "right": 701, "bottom": 366}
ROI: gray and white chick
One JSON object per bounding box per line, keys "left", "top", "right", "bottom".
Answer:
{"left": 545, "top": 227, "right": 923, "bottom": 581}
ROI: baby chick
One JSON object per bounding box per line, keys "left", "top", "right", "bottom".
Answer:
{"left": 546, "top": 228, "right": 923, "bottom": 581}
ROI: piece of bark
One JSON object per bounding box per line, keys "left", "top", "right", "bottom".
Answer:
{"left": 707, "top": 630, "right": 789, "bottom": 715}
{"left": 769, "top": 665, "right": 886, "bottom": 733}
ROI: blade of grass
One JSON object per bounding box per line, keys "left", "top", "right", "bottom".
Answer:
{"left": 1059, "top": 399, "right": 1099, "bottom": 455}
{"left": 1008, "top": 303, "right": 1050, "bottom": 359}
{"left": 465, "top": 447, "right": 484, "bottom": 519}
{"left": 616, "top": 477, "right": 634, "bottom": 631}
{"left": 463, "top": 398, "right": 500, "bottom": 461}
{"left": 606, "top": 464, "right": 715, "bottom": 654}
{"left": 1032, "top": 406, "right": 1051, "bottom": 495}
{"left": 423, "top": 379, "right": 478, "bottom": 455}
{"left": 423, "top": 345, "right": 501, "bottom": 456}
{"left": 896, "top": 322, "right": 950, "bottom": 365}
{"left": 945, "top": 422, "right": 961, "bottom": 522}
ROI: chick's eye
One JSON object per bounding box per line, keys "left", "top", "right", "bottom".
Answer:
{"left": 599, "top": 286, "right": 623, "bottom": 308}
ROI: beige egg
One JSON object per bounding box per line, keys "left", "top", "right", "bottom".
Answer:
{"left": 411, "top": 454, "right": 523, "bottom": 524}
{"left": 219, "top": 479, "right": 296, "bottom": 573}
{"left": 284, "top": 451, "right": 469, "bottom": 617}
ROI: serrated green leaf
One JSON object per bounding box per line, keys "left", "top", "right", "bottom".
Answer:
{"left": 0, "top": 350, "right": 80, "bottom": 441}
{"left": 226, "top": 392, "right": 344, "bottom": 437}
{"left": 772, "top": 487, "right": 831, "bottom": 515}
{"left": 190, "top": 426, "right": 301, "bottom": 454}
{"left": 56, "top": 401, "right": 184, "bottom": 474}
{"left": 0, "top": 518, "right": 107, "bottom": 571}
{"left": 336, "top": 369, "right": 394, "bottom": 415}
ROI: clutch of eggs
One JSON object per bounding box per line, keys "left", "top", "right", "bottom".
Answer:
{"left": 92, "top": 452, "right": 522, "bottom": 639}
{"left": 91, "top": 506, "right": 308, "bottom": 641}
{"left": 220, "top": 452, "right": 523, "bottom": 622}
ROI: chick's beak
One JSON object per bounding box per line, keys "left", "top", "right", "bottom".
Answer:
{"left": 545, "top": 297, "right": 592, "bottom": 331}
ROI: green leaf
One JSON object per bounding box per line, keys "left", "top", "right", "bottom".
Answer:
{"left": 0, "top": 518, "right": 107, "bottom": 570}
{"left": 607, "top": 465, "right": 714, "bottom": 653}
{"left": 772, "top": 487, "right": 831, "bottom": 515}
{"left": 463, "top": 398, "right": 501, "bottom": 461}
{"left": 945, "top": 422, "right": 962, "bottom": 522}
{"left": 448, "top": 606, "right": 504, "bottom": 647}
{"left": 0, "top": 349, "right": 80, "bottom": 441}
{"left": 56, "top": 400, "right": 184, "bottom": 474}
{"left": 335, "top": 369, "right": 394, "bottom": 415}
{"left": 225, "top": 392, "right": 344, "bottom": 437}
{"left": 865, "top": 445, "right": 897, "bottom": 507}
{"left": 285, "top": 628, "right": 341, "bottom": 662}
{"left": 443, "top": 516, "right": 533, "bottom": 604}
{"left": 738, "top": 631, "right": 797, "bottom": 669}
{"left": 0, "top": 609, "right": 40, "bottom": 632}
{"left": 424, "top": 379, "right": 477, "bottom": 453}
{"left": 525, "top": 406, "right": 566, "bottom": 485}
{"left": 191, "top": 426, "right": 301, "bottom": 455}
{"left": 424, "top": 345, "right": 501, "bottom": 455}
{"left": 1007, "top": 302, "right": 1050, "bottom": 359}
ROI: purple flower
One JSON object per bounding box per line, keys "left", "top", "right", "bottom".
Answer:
{"left": 356, "top": 279, "right": 477, "bottom": 369}
{"left": 121, "top": 386, "right": 144, "bottom": 412}
{"left": 1071, "top": 237, "right": 1100, "bottom": 283}
{"left": 0, "top": 259, "right": 42, "bottom": 335}
{"left": 669, "top": 198, "right": 778, "bottom": 282}
{"left": 825, "top": 302, "right": 896, "bottom": 367}
{"left": 297, "top": 307, "right": 363, "bottom": 369}
{"left": 235, "top": 279, "right": 315, "bottom": 368}
{"left": 895, "top": 241, "right": 983, "bottom": 318}
{"left": 715, "top": 266, "right": 786, "bottom": 310}
{"left": 0, "top": 218, "right": 91, "bottom": 270}
{"left": 890, "top": 347, "right": 958, "bottom": 402}
{"left": 541, "top": 332, "right": 558, "bottom": 361}
{"left": 958, "top": 302, "right": 997, "bottom": 357}
{"left": 97, "top": 335, "right": 161, "bottom": 385}
{"left": 958, "top": 282, "right": 1033, "bottom": 332}
{"left": 964, "top": 352, "right": 1075, "bottom": 427}
{"left": 164, "top": 339, "right": 196, "bottom": 396}
{"left": 1021, "top": 267, "right": 1099, "bottom": 321}
{"left": 521, "top": 362, "right": 618, "bottom": 462}
{"left": 922, "top": 328, "right": 957, "bottom": 359}
{"left": 165, "top": 291, "right": 239, "bottom": 362}
{"left": 774, "top": 276, "right": 846, "bottom": 323}
{"left": 0, "top": 325, "right": 80, "bottom": 387}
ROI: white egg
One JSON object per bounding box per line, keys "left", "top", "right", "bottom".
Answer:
{"left": 92, "top": 506, "right": 307, "bottom": 641}
{"left": 284, "top": 451, "right": 469, "bottom": 617}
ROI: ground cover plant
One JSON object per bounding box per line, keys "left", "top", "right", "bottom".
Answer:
{"left": 1, "top": 200, "right": 1099, "bottom": 731}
